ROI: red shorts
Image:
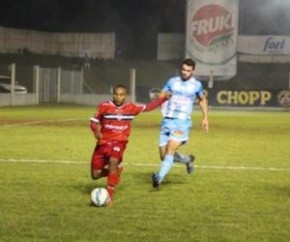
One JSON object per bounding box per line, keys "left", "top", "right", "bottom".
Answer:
{"left": 91, "top": 141, "right": 127, "bottom": 171}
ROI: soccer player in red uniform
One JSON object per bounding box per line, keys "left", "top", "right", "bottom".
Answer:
{"left": 90, "top": 84, "right": 170, "bottom": 204}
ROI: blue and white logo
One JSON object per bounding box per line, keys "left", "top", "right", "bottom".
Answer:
{"left": 263, "top": 37, "right": 286, "bottom": 54}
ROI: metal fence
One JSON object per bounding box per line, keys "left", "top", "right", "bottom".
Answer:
{"left": 0, "top": 60, "right": 289, "bottom": 109}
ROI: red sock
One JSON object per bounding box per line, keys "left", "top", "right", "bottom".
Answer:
{"left": 107, "top": 173, "right": 119, "bottom": 199}
{"left": 117, "top": 166, "right": 124, "bottom": 177}
{"left": 107, "top": 186, "right": 115, "bottom": 200}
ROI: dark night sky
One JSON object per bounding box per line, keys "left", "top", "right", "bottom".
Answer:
{"left": 0, "top": 0, "right": 184, "bottom": 32}
{"left": 0, "top": 0, "right": 289, "bottom": 35}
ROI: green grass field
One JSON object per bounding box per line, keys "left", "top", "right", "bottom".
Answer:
{"left": 0, "top": 105, "right": 289, "bottom": 242}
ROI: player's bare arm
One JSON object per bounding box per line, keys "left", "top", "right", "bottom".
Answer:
{"left": 94, "top": 124, "right": 102, "bottom": 140}
{"left": 90, "top": 118, "right": 102, "bottom": 139}
{"left": 199, "top": 96, "right": 209, "bottom": 133}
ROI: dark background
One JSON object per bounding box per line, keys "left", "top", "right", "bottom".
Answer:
{"left": 0, "top": 0, "right": 289, "bottom": 59}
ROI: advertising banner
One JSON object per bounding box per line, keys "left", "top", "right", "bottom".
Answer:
{"left": 238, "top": 36, "right": 290, "bottom": 55}
{"left": 186, "top": 0, "right": 239, "bottom": 81}
{"left": 207, "top": 89, "right": 290, "bottom": 107}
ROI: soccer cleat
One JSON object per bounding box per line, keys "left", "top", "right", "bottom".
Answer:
{"left": 105, "top": 188, "right": 114, "bottom": 206}
{"left": 105, "top": 198, "right": 114, "bottom": 206}
{"left": 152, "top": 173, "right": 160, "bottom": 188}
{"left": 186, "top": 155, "right": 195, "bottom": 174}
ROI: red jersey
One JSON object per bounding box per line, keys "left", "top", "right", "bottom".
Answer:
{"left": 90, "top": 100, "right": 146, "bottom": 144}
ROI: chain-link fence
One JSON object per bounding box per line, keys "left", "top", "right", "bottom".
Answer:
{"left": 0, "top": 60, "right": 289, "bottom": 108}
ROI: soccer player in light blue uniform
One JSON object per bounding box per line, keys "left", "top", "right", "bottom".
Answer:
{"left": 152, "top": 58, "right": 209, "bottom": 188}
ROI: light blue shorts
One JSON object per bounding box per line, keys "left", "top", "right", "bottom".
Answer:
{"left": 159, "top": 118, "right": 192, "bottom": 146}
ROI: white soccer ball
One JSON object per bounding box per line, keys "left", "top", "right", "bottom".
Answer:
{"left": 91, "top": 188, "right": 110, "bottom": 207}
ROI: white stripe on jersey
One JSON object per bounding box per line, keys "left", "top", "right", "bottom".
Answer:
{"left": 103, "top": 114, "right": 135, "bottom": 120}
{"left": 90, "top": 117, "right": 99, "bottom": 123}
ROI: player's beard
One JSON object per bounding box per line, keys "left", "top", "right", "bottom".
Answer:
{"left": 113, "top": 100, "right": 124, "bottom": 106}
{"left": 181, "top": 74, "right": 192, "bottom": 81}
{"left": 180, "top": 70, "right": 193, "bottom": 81}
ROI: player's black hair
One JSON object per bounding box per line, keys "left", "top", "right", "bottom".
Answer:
{"left": 113, "top": 84, "right": 128, "bottom": 93}
{"left": 182, "top": 58, "right": 196, "bottom": 70}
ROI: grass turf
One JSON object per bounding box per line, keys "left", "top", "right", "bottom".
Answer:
{"left": 0, "top": 106, "right": 289, "bottom": 241}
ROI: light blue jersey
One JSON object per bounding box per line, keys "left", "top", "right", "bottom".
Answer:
{"left": 152, "top": 64, "right": 207, "bottom": 188}
{"left": 161, "top": 76, "right": 204, "bottom": 120}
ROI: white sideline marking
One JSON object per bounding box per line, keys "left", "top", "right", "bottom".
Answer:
{"left": 0, "top": 158, "right": 290, "bottom": 172}
{"left": 1, "top": 118, "right": 83, "bottom": 127}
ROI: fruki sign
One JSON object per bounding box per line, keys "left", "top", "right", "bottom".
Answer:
{"left": 191, "top": 4, "right": 235, "bottom": 56}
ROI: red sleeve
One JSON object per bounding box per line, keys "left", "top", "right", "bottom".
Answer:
{"left": 144, "top": 96, "right": 167, "bottom": 112}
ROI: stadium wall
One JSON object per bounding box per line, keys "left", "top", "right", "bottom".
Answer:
{"left": 0, "top": 26, "right": 115, "bottom": 59}
{"left": 0, "top": 30, "right": 289, "bottom": 109}
{"left": 0, "top": 93, "right": 38, "bottom": 106}
{"left": 59, "top": 94, "right": 133, "bottom": 106}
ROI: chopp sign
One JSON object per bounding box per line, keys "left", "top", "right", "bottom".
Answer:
{"left": 217, "top": 91, "right": 271, "bottom": 105}
{"left": 207, "top": 89, "right": 290, "bottom": 107}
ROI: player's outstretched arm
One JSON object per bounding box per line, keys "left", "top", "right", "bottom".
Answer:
{"left": 144, "top": 92, "right": 171, "bottom": 112}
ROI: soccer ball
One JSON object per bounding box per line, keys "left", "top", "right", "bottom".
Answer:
{"left": 91, "top": 188, "right": 111, "bottom": 207}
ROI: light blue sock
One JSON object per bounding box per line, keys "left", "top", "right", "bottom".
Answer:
{"left": 174, "top": 152, "right": 190, "bottom": 164}
{"left": 158, "top": 154, "right": 174, "bottom": 182}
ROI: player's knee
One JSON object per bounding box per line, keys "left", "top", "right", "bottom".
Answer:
{"left": 108, "top": 158, "right": 119, "bottom": 171}
{"left": 109, "top": 158, "right": 118, "bottom": 165}
{"left": 91, "top": 169, "right": 102, "bottom": 180}
{"left": 166, "top": 142, "right": 181, "bottom": 155}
